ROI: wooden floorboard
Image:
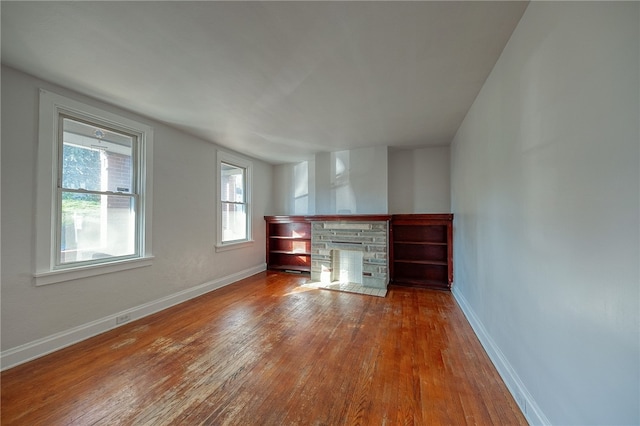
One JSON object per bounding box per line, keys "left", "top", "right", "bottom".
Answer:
{"left": 1, "top": 271, "right": 527, "bottom": 425}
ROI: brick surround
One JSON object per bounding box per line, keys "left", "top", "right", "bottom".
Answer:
{"left": 310, "top": 220, "right": 389, "bottom": 289}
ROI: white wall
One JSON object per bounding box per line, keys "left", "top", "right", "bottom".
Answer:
{"left": 274, "top": 144, "right": 452, "bottom": 215}
{"left": 450, "top": 3, "right": 639, "bottom": 425}
{"left": 273, "top": 146, "right": 388, "bottom": 215}
{"left": 314, "top": 147, "right": 388, "bottom": 214}
{"left": 388, "top": 146, "right": 450, "bottom": 213}
{"left": 345, "top": 146, "right": 388, "bottom": 214}
{"left": 272, "top": 158, "right": 316, "bottom": 216}
{"left": 272, "top": 163, "right": 295, "bottom": 214}
{"left": 1, "top": 66, "right": 273, "bottom": 364}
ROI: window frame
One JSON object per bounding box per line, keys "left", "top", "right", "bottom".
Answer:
{"left": 216, "top": 150, "right": 252, "bottom": 250}
{"left": 35, "top": 89, "right": 154, "bottom": 286}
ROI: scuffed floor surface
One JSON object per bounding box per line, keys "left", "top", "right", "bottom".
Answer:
{"left": 1, "top": 271, "right": 526, "bottom": 425}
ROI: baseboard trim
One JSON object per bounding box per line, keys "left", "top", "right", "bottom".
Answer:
{"left": 452, "top": 286, "right": 551, "bottom": 426}
{"left": 1, "top": 263, "right": 266, "bottom": 371}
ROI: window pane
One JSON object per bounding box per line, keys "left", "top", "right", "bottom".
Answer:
{"left": 62, "top": 118, "right": 134, "bottom": 193}
{"left": 221, "top": 202, "right": 246, "bottom": 242}
{"left": 60, "top": 192, "right": 136, "bottom": 264}
{"left": 221, "top": 162, "right": 244, "bottom": 202}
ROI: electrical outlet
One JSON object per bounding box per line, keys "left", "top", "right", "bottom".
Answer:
{"left": 115, "top": 314, "right": 130, "bottom": 325}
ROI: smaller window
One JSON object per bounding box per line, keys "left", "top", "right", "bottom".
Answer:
{"left": 217, "top": 151, "right": 252, "bottom": 248}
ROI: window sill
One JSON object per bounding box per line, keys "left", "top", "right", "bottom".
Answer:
{"left": 215, "top": 240, "right": 254, "bottom": 252}
{"left": 34, "top": 256, "right": 154, "bottom": 286}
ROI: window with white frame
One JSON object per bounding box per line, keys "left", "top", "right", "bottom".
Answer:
{"left": 217, "top": 151, "right": 252, "bottom": 248}
{"left": 35, "top": 90, "right": 153, "bottom": 285}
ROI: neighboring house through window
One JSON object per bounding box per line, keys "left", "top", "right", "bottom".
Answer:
{"left": 35, "top": 90, "right": 153, "bottom": 285}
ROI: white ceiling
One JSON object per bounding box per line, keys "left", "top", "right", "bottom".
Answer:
{"left": 1, "top": 1, "right": 528, "bottom": 164}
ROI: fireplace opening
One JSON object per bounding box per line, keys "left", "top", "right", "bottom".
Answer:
{"left": 320, "top": 249, "right": 363, "bottom": 285}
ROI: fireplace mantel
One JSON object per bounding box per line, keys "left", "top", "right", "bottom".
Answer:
{"left": 303, "top": 215, "right": 391, "bottom": 222}
{"left": 266, "top": 215, "right": 391, "bottom": 223}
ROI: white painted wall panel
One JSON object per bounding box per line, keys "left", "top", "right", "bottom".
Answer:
{"left": 275, "top": 144, "right": 452, "bottom": 216}
{"left": 450, "top": 3, "right": 639, "bottom": 425}
{"left": 312, "top": 147, "right": 385, "bottom": 214}
{"left": 389, "top": 146, "right": 450, "bottom": 213}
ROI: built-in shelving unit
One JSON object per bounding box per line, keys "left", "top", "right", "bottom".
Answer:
{"left": 265, "top": 214, "right": 454, "bottom": 290}
{"left": 265, "top": 216, "right": 311, "bottom": 273}
{"left": 390, "top": 214, "right": 453, "bottom": 290}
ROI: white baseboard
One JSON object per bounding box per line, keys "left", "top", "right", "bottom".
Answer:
{"left": 452, "top": 286, "right": 551, "bottom": 426}
{"left": 1, "top": 263, "right": 266, "bottom": 371}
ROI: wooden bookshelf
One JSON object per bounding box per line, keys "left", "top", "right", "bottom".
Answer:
{"left": 264, "top": 216, "right": 311, "bottom": 273}
{"left": 390, "top": 214, "right": 453, "bottom": 290}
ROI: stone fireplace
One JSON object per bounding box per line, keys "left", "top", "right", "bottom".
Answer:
{"left": 310, "top": 218, "right": 389, "bottom": 289}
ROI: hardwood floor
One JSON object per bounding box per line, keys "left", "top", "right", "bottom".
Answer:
{"left": 1, "top": 271, "right": 527, "bottom": 425}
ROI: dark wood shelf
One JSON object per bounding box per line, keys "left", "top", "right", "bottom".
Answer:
{"left": 391, "top": 277, "right": 451, "bottom": 290}
{"left": 269, "top": 265, "right": 311, "bottom": 273}
{"left": 269, "top": 236, "right": 309, "bottom": 240}
{"left": 394, "top": 259, "right": 448, "bottom": 266}
{"left": 394, "top": 241, "right": 448, "bottom": 246}
{"left": 390, "top": 214, "right": 453, "bottom": 290}
{"left": 265, "top": 216, "right": 312, "bottom": 274}
{"left": 270, "top": 250, "right": 311, "bottom": 256}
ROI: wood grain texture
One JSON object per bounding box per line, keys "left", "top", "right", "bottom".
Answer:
{"left": 1, "top": 272, "right": 526, "bottom": 425}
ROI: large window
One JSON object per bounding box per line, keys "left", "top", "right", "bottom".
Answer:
{"left": 58, "top": 117, "right": 138, "bottom": 265}
{"left": 35, "top": 90, "right": 153, "bottom": 285}
{"left": 217, "top": 151, "right": 252, "bottom": 248}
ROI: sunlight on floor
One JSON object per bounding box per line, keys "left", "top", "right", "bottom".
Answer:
{"left": 301, "top": 281, "right": 387, "bottom": 297}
